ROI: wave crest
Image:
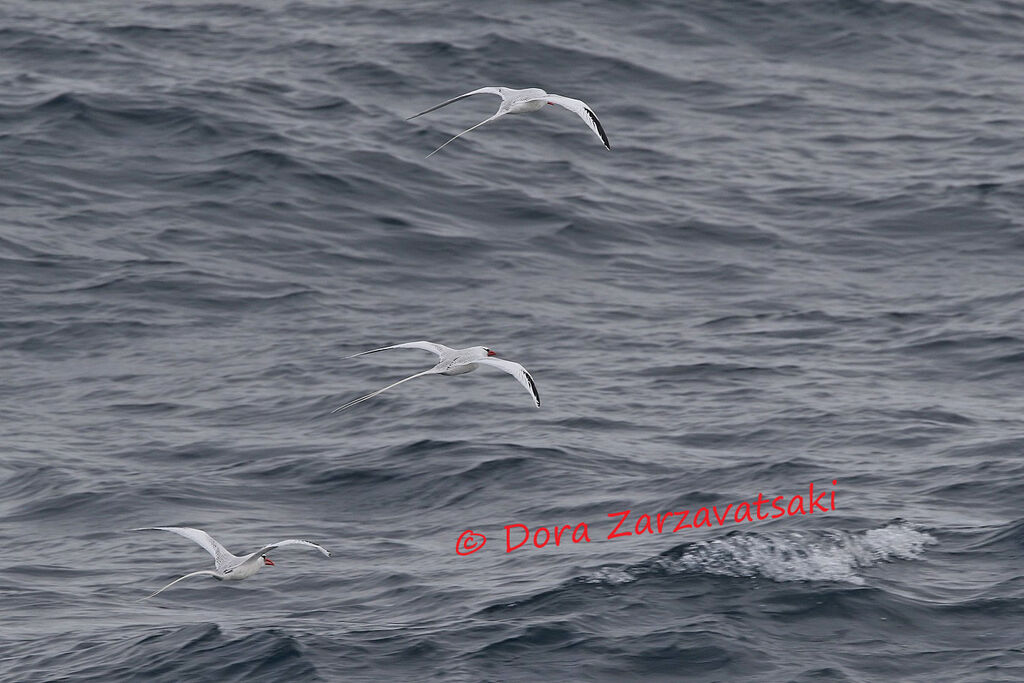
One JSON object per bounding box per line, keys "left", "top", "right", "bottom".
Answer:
{"left": 586, "top": 522, "right": 935, "bottom": 586}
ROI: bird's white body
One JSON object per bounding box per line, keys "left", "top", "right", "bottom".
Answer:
{"left": 333, "top": 341, "right": 541, "bottom": 412}
{"left": 433, "top": 344, "right": 494, "bottom": 373}
{"left": 133, "top": 526, "right": 331, "bottom": 599}
{"left": 407, "top": 86, "right": 610, "bottom": 157}
{"left": 501, "top": 88, "right": 548, "bottom": 114}
{"left": 441, "top": 363, "right": 477, "bottom": 376}
{"left": 219, "top": 555, "right": 266, "bottom": 580}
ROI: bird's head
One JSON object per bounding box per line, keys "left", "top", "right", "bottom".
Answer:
{"left": 262, "top": 555, "right": 274, "bottom": 566}
{"left": 482, "top": 347, "right": 497, "bottom": 357}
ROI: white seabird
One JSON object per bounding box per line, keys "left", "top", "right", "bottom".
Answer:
{"left": 133, "top": 526, "right": 331, "bottom": 600}
{"left": 408, "top": 86, "right": 610, "bottom": 157}
{"left": 333, "top": 341, "right": 541, "bottom": 412}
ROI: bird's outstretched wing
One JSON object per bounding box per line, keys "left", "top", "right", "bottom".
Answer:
{"left": 530, "top": 94, "right": 610, "bottom": 149}
{"left": 474, "top": 357, "right": 541, "bottom": 407}
{"left": 332, "top": 369, "right": 441, "bottom": 413}
{"left": 133, "top": 527, "right": 237, "bottom": 572}
{"left": 345, "top": 341, "right": 451, "bottom": 360}
{"left": 138, "top": 569, "right": 220, "bottom": 601}
{"left": 407, "top": 87, "right": 505, "bottom": 120}
{"left": 247, "top": 539, "right": 332, "bottom": 562}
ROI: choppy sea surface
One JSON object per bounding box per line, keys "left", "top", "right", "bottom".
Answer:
{"left": 2, "top": 1, "right": 1023, "bottom": 680}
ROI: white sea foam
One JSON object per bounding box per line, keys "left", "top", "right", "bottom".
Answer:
{"left": 587, "top": 522, "right": 936, "bottom": 586}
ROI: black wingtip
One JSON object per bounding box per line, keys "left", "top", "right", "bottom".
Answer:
{"left": 525, "top": 373, "right": 541, "bottom": 407}
{"left": 586, "top": 108, "right": 610, "bottom": 150}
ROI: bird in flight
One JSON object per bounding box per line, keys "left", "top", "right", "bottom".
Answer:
{"left": 132, "top": 526, "right": 331, "bottom": 600}
{"left": 408, "top": 86, "right": 610, "bottom": 157}
{"left": 333, "top": 340, "right": 541, "bottom": 412}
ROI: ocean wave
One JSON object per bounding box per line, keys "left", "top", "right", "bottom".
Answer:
{"left": 585, "top": 522, "right": 936, "bottom": 586}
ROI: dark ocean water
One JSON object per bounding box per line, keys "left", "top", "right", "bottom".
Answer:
{"left": 2, "top": 0, "right": 1023, "bottom": 680}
